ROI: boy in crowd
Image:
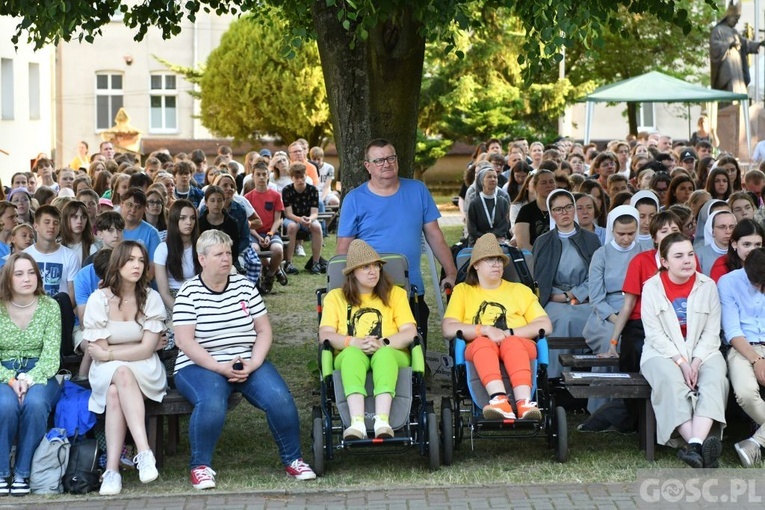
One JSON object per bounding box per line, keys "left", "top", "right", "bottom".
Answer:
{"left": 173, "top": 161, "right": 204, "bottom": 208}
{"left": 607, "top": 174, "right": 629, "bottom": 200}
{"left": 24, "top": 205, "right": 80, "bottom": 303}
{"left": 35, "top": 158, "right": 59, "bottom": 193}
{"left": 282, "top": 163, "right": 322, "bottom": 275}
{"left": 244, "top": 162, "right": 288, "bottom": 293}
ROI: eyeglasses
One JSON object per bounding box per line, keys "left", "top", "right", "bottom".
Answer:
{"left": 482, "top": 257, "right": 504, "bottom": 266}
{"left": 122, "top": 202, "right": 143, "bottom": 210}
{"left": 600, "top": 161, "right": 616, "bottom": 168}
{"left": 551, "top": 203, "right": 575, "bottom": 214}
{"left": 368, "top": 155, "right": 398, "bottom": 167}
{"left": 147, "top": 200, "right": 163, "bottom": 207}
{"left": 714, "top": 224, "right": 735, "bottom": 231}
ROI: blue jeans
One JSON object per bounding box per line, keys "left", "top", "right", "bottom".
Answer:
{"left": 0, "top": 359, "right": 61, "bottom": 478}
{"left": 174, "top": 361, "right": 303, "bottom": 469}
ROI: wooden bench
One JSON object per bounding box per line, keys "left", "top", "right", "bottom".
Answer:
{"left": 561, "top": 372, "right": 655, "bottom": 460}
{"left": 145, "top": 389, "right": 242, "bottom": 468}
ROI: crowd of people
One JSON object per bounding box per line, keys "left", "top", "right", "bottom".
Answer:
{"left": 456, "top": 126, "right": 765, "bottom": 469}
{"left": 0, "top": 139, "right": 342, "bottom": 496}
{"left": 3, "top": 127, "right": 765, "bottom": 497}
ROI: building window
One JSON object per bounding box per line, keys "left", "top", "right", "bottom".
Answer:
{"left": 29, "top": 63, "right": 40, "bottom": 120}
{"left": 1, "top": 58, "right": 14, "bottom": 120}
{"left": 636, "top": 102, "right": 655, "bottom": 130}
{"left": 96, "top": 73, "right": 123, "bottom": 131}
{"left": 149, "top": 74, "right": 178, "bottom": 133}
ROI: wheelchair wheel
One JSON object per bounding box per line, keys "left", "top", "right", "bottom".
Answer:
{"left": 427, "top": 406, "right": 440, "bottom": 471}
{"left": 440, "top": 397, "right": 454, "bottom": 466}
{"left": 311, "top": 406, "right": 325, "bottom": 476}
{"left": 555, "top": 406, "right": 568, "bottom": 463}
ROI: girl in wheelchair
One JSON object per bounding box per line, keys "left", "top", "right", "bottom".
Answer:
{"left": 442, "top": 233, "right": 552, "bottom": 420}
{"left": 319, "top": 240, "right": 417, "bottom": 440}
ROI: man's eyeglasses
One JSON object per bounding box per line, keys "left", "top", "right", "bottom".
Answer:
{"left": 368, "top": 155, "right": 398, "bottom": 167}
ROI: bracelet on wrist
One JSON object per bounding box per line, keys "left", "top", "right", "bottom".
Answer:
{"left": 344, "top": 336, "right": 352, "bottom": 348}
{"left": 610, "top": 339, "right": 618, "bottom": 346}
{"left": 752, "top": 357, "right": 765, "bottom": 366}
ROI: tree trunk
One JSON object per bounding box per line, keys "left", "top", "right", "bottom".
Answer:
{"left": 312, "top": 3, "right": 425, "bottom": 194}
{"left": 627, "top": 103, "right": 638, "bottom": 136}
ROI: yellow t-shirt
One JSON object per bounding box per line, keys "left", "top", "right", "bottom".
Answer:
{"left": 320, "top": 285, "right": 414, "bottom": 337}
{"left": 444, "top": 280, "right": 547, "bottom": 329}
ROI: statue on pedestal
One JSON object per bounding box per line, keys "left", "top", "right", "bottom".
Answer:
{"left": 710, "top": 1, "right": 764, "bottom": 94}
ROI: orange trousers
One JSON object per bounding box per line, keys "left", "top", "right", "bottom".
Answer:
{"left": 465, "top": 335, "right": 537, "bottom": 389}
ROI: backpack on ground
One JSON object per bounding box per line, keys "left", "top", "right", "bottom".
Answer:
{"left": 62, "top": 436, "right": 101, "bottom": 494}
{"left": 30, "top": 428, "right": 70, "bottom": 494}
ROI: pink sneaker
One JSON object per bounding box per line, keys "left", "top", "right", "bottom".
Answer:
{"left": 285, "top": 458, "right": 316, "bottom": 480}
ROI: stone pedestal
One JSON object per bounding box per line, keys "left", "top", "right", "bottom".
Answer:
{"left": 717, "top": 103, "right": 764, "bottom": 167}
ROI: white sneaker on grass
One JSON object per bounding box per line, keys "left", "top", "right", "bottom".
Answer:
{"left": 99, "top": 470, "right": 122, "bottom": 496}
{"left": 133, "top": 449, "right": 159, "bottom": 483}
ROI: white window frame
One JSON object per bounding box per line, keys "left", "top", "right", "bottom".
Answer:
{"left": 148, "top": 73, "right": 179, "bottom": 134}
{"left": 95, "top": 72, "right": 124, "bottom": 132}
{"left": 1, "top": 58, "right": 14, "bottom": 121}
{"left": 636, "top": 102, "right": 656, "bottom": 131}
{"left": 28, "top": 62, "right": 40, "bottom": 120}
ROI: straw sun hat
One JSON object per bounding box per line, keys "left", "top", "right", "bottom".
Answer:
{"left": 469, "top": 234, "right": 509, "bottom": 270}
{"left": 343, "top": 239, "right": 386, "bottom": 275}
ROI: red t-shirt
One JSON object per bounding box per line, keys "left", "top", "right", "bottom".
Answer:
{"left": 709, "top": 255, "right": 729, "bottom": 283}
{"left": 659, "top": 271, "right": 696, "bottom": 338}
{"left": 244, "top": 188, "right": 284, "bottom": 234}
{"left": 622, "top": 250, "right": 660, "bottom": 321}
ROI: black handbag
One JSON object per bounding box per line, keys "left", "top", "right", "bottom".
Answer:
{"left": 62, "top": 437, "right": 101, "bottom": 494}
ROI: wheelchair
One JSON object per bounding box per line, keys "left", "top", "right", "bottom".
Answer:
{"left": 439, "top": 245, "right": 568, "bottom": 465}
{"left": 311, "top": 253, "right": 439, "bottom": 476}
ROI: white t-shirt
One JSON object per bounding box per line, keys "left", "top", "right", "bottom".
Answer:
{"left": 64, "top": 241, "right": 98, "bottom": 267}
{"left": 24, "top": 244, "right": 80, "bottom": 296}
{"left": 154, "top": 242, "right": 195, "bottom": 290}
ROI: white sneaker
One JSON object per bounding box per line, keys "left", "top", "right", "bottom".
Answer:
{"left": 133, "top": 449, "right": 159, "bottom": 483}
{"left": 374, "top": 417, "right": 394, "bottom": 438}
{"left": 342, "top": 421, "right": 368, "bottom": 440}
{"left": 295, "top": 244, "right": 306, "bottom": 257}
{"left": 99, "top": 470, "right": 122, "bottom": 496}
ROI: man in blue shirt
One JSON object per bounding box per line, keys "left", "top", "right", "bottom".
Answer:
{"left": 719, "top": 248, "right": 765, "bottom": 467}
{"left": 337, "top": 138, "right": 457, "bottom": 343}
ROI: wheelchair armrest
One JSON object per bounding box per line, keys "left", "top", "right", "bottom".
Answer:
{"left": 536, "top": 336, "right": 549, "bottom": 367}
{"left": 410, "top": 336, "right": 425, "bottom": 374}
{"left": 452, "top": 330, "right": 466, "bottom": 366}
{"left": 320, "top": 340, "right": 334, "bottom": 380}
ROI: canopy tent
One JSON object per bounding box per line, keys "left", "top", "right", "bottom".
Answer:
{"left": 581, "top": 71, "right": 751, "bottom": 158}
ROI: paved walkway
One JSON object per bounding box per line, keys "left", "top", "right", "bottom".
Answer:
{"left": 9, "top": 483, "right": 642, "bottom": 509}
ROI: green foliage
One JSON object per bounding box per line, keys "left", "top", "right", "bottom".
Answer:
{"left": 565, "top": 0, "right": 718, "bottom": 87}
{"left": 193, "top": 10, "right": 331, "bottom": 145}
{"left": 4, "top": 0, "right": 713, "bottom": 84}
{"left": 413, "top": 130, "right": 453, "bottom": 179}
{"left": 419, "top": 9, "right": 595, "bottom": 145}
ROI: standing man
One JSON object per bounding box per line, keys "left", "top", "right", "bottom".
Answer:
{"left": 337, "top": 138, "right": 457, "bottom": 342}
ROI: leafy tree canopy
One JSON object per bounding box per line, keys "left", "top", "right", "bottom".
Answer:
{"left": 158, "top": 9, "right": 330, "bottom": 146}
{"left": 2, "top": 0, "right": 717, "bottom": 82}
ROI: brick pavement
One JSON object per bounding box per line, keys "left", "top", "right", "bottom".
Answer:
{"left": 7, "top": 483, "right": 644, "bottom": 510}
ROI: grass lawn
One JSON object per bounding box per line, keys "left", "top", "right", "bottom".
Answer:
{"left": 30, "top": 223, "right": 752, "bottom": 500}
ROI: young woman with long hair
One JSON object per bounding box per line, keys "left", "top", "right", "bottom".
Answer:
{"left": 154, "top": 199, "right": 201, "bottom": 311}
{"left": 60, "top": 200, "right": 97, "bottom": 265}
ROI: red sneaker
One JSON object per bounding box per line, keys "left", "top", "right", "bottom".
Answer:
{"left": 285, "top": 458, "right": 316, "bottom": 480}
{"left": 190, "top": 465, "right": 216, "bottom": 490}
{"left": 517, "top": 399, "right": 542, "bottom": 420}
{"left": 482, "top": 396, "right": 516, "bottom": 420}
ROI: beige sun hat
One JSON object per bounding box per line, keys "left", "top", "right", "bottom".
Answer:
{"left": 469, "top": 233, "right": 509, "bottom": 270}
{"left": 343, "top": 239, "right": 386, "bottom": 275}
